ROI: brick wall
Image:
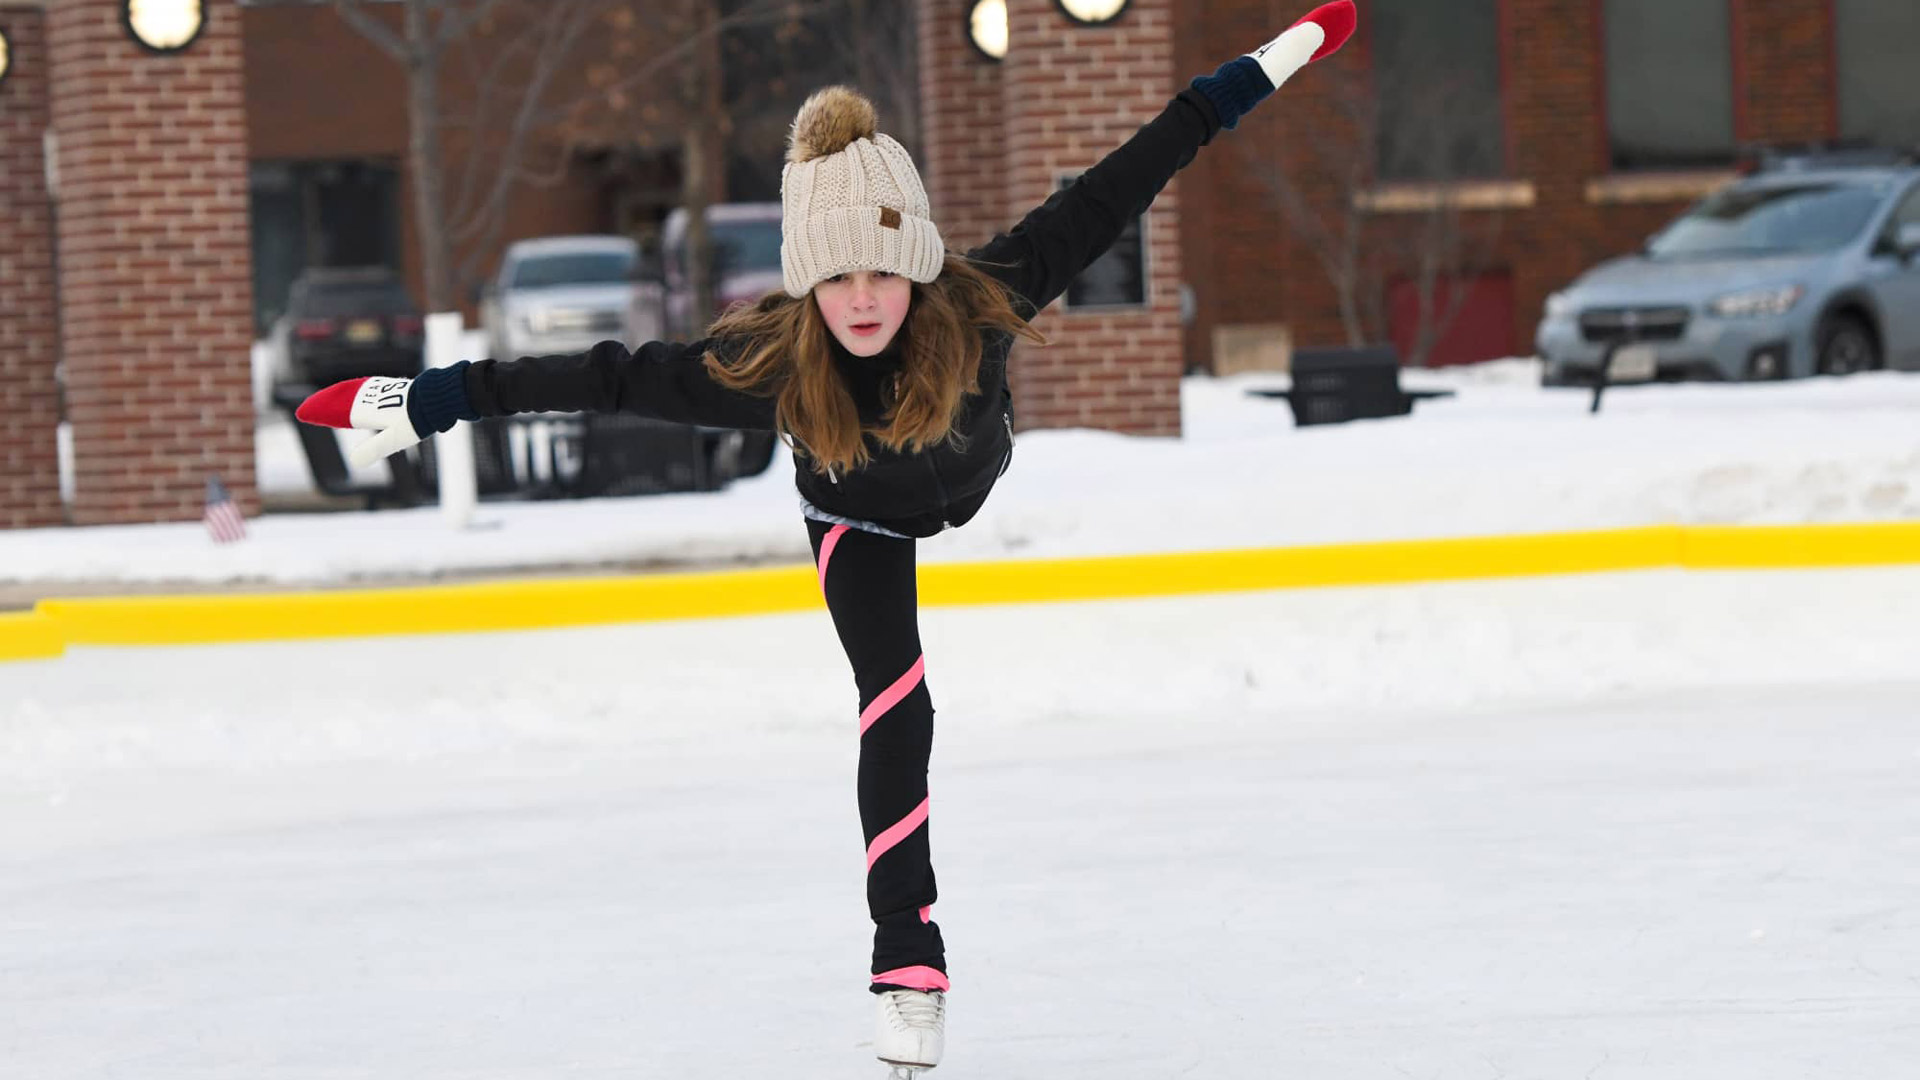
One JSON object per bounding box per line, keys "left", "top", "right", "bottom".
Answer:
{"left": 1001, "top": 0, "right": 1184, "bottom": 435}
{"left": 1739, "top": 0, "right": 1837, "bottom": 146}
{"left": 918, "top": 0, "right": 1008, "bottom": 253}
{"left": 47, "top": 0, "right": 256, "bottom": 525}
{"left": 0, "top": 6, "right": 66, "bottom": 528}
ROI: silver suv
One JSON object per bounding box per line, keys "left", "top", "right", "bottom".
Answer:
{"left": 480, "top": 235, "right": 637, "bottom": 360}
{"left": 1537, "top": 151, "right": 1920, "bottom": 384}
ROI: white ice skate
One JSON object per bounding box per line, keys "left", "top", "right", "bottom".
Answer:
{"left": 874, "top": 989, "right": 945, "bottom": 1077}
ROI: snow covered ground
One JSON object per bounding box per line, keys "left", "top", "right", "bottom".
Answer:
{"left": 5, "top": 567, "right": 1919, "bottom": 1077}
{"left": 7, "top": 361, "right": 1919, "bottom": 586}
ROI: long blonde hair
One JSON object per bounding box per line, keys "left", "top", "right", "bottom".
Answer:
{"left": 703, "top": 255, "right": 1045, "bottom": 476}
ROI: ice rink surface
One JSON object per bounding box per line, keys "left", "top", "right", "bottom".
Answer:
{"left": 6, "top": 568, "right": 1919, "bottom": 1078}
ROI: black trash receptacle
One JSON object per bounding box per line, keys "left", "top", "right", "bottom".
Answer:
{"left": 1286, "top": 345, "right": 1412, "bottom": 427}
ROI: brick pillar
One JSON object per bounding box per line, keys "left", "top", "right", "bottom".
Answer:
{"left": 1738, "top": 0, "right": 1837, "bottom": 145}
{"left": 918, "top": 0, "right": 1006, "bottom": 252}
{"left": 47, "top": 0, "right": 255, "bottom": 526}
{"left": 0, "top": 6, "right": 67, "bottom": 528}
{"left": 1001, "top": 0, "right": 1183, "bottom": 435}
{"left": 1507, "top": 0, "right": 1609, "bottom": 348}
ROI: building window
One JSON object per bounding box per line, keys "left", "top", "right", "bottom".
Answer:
{"left": 1835, "top": 0, "right": 1920, "bottom": 152}
{"left": 1371, "top": 0, "right": 1505, "bottom": 182}
{"left": 1604, "top": 0, "right": 1735, "bottom": 171}
{"left": 1057, "top": 175, "right": 1148, "bottom": 309}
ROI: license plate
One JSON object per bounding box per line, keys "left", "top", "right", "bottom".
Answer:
{"left": 1607, "top": 343, "right": 1657, "bottom": 383}
{"left": 345, "top": 319, "right": 382, "bottom": 345}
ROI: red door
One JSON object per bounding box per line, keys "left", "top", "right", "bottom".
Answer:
{"left": 1389, "top": 271, "right": 1516, "bottom": 367}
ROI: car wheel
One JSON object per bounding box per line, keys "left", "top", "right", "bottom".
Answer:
{"left": 1816, "top": 315, "right": 1880, "bottom": 376}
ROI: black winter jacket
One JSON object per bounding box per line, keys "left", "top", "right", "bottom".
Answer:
{"left": 459, "top": 88, "right": 1225, "bottom": 537}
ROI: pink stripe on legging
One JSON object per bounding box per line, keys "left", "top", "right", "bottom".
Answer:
{"left": 871, "top": 965, "right": 950, "bottom": 992}
{"left": 859, "top": 656, "right": 925, "bottom": 736}
{"left": 866, "top": 797, "right": 930, "bottom": 869}
{"left": 815, "top": 524, "right": 849, "bottom": 593}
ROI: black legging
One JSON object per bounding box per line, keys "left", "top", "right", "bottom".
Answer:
{"left": 806, "top": 517, "right": 948, "bottom": 995}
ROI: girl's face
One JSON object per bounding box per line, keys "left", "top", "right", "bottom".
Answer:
{"left": 813, "top": 270, "right": 913, "bottom": 357}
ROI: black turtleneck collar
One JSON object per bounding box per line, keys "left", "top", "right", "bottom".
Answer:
{"left": 830, "top": 333, "right": 905, "bottom": 423}
{"left": 831, "top": 331, "right": 906, "bottom": 370}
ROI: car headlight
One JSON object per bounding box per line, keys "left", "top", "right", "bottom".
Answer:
{"left": 521, "top": 309, "right": 552, "bottom": 335}
{"left": 1544, "top": 291, "right": 1575, "bottom": 319}
{"left": 1708, "top": 285, "right": 1804, "bottom": 318}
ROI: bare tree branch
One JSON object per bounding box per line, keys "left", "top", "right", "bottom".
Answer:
{"left": 331, "top": 0, "right": 412, "bottom": 64}
{"left": 322, "top": 0, "right": 845, "bottom": 314}
{"left": 445, "top": 0, "right": 607, "bottom": 230}
{"left": 449, "top": 1, "right": 602, "bottom": 247}
{"left": 519, "top": 0, "right": 831, "bottom": 131}
{"left": 433, "top": 0, "right": 514, "bottom": 48}
{"left": 1249, "top": 62, "right": 1507, "bottom": 366}
{"left": 1240, "top": 71, "right": 1380, "bottom": 346}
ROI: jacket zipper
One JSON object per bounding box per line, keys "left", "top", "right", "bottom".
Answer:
{"left": 927, "top": 453, "right": 952, "bottom": 525}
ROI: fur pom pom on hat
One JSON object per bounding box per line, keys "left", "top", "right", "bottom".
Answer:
{"left": 780, "top": 86, "right": 945, "bottom": 297}
{"left": 786, "top": 87, "right": 878, "bottom": 164}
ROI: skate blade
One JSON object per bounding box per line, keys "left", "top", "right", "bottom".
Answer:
{"left": 885, "top": 1067, "right": 931, "bottom": 1080}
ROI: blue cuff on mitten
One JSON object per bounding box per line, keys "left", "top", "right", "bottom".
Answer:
{"left": 1190, "top": 56, "right": 1274, "bottom": 131}
{"left": 406, "top": 361, "right": 481, "bottom": 436}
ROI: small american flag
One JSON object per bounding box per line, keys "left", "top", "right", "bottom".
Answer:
{"left": 204, "top": 475, "right": 248, "bottom": 544}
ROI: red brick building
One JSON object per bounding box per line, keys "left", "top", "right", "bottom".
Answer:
{"left": 2, "top": 0, "right": 1915, "bottom": 526}
{"left": 921, "top": 0, "right": 1916, "bottom": 435}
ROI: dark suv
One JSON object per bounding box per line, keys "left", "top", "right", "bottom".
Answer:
{"left": 269, "top": 267, "right": 425, "bottom": 388}
{"left": 265, "top": 267, "right": 432, "bottom": 503}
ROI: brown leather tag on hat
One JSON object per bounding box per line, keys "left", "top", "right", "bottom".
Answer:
{"left": 879, "top": 206, "right": 902, "bottom": 230}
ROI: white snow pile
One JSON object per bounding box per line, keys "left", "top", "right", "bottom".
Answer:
{"left": 4, "top": 359, "right": 1916, "bottom": 586}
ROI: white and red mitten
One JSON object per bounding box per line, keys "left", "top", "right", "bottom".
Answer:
{"left": 1191, "top": 1, "right": 1357, "bottom": 129}
{"left": 295, "top": 376, "right": 424, "bottom": 469}
{"left": 1252, "top": 1, "right": 1357, "bottom": 90}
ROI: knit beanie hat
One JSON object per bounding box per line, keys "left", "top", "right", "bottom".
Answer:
{"left": 780, "top": 86, "right": 946, "bottom": 298}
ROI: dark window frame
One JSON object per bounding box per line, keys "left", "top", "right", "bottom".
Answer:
{"left": 1593, "top": 0, "right": 1742, "bottom": 174}
{"left": 1830, "top": 0, "right": 1920, "bottom": 155}
{"left": 1362, "top": 0, "right": 1515, "bottom": 184}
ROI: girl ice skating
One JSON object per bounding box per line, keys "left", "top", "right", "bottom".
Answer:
{"left": 296, "top": 2, "right": 1356, "bottom": 1072}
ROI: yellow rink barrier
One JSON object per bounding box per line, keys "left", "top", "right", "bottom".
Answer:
{"left": 0, "top": 610, "right": 66, "bottom": 662}
{"left": 5, "top": 522, "right": 1919, "bottom": 660}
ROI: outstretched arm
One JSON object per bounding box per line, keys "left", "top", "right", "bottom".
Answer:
{"left": 296, "top": 338, "right": 777, "bottom": 468}
{"left": 458, "top": 338, "right": 776, "bottom": 430}
{"left": 966, "top": 0, "right": 1357, "bottom": 317}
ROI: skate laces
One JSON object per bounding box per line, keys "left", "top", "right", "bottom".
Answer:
{"left": 885, "top": 990, "right": 944, "bottom": 1030}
